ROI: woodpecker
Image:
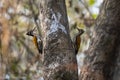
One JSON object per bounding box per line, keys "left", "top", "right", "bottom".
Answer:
{"left": 74, "top": 28, "right": 84, "bottom": 54}
{"left": 26, "top": 27, "right": 43, "bottom": 54}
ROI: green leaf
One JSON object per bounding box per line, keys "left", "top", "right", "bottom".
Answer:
{"left": 88, "top": 0, "right": 95, "bottom": 6}
{"left": 92, "top": 14, "right": 98, "bottom": 19}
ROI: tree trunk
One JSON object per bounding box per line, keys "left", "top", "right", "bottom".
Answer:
{"left": 39, "top": 0, "right": 78, "bottom": 80}
{"left": 80, "top": 0, "right": 120, "bottom": 80}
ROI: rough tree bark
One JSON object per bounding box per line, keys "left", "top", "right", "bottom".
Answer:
{"left": 80, "top": 0, "right": 120, "bottom": 80}
{"left": 39, "top": 0, "right": 78, "bottom": 80}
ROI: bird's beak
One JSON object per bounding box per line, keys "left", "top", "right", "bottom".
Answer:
{"left": 26, "top": 31, "right": 30, "bottom": 35}
{"left": 26, "top": 30, "right": 34, "bottom": 36}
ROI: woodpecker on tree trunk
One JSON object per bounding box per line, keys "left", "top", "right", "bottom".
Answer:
{"left": 26, "top": 27, "right": 43, "bottom": 54}
{"left": 74, "top": 28, "right": 84, "bottom": 54}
